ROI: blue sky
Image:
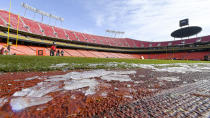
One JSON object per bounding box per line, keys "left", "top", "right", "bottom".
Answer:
{"left": 0, "top": 0, "right": 210, "bottom": 42}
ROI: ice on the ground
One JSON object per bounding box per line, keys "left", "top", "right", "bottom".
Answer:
{"left": 25, "top": 76, "right": 41, "bottom": 80}
{"left": 10, "top": 96, "right": 52, "bottom": 111}
{"left": 157, "top": 77, "right": 180, "bottom": 82}
{"left": 0, "top": 97, "right": 8, "bottom": 107}
{"left": 138, "top": 75, "right": 146, "bottom": 78}
{"left": 12, "top": 69, "right": 136, "bottom": 110}
{"left": 50, "top": 63, "right": 69, "bottom": 68}
{"left": 46, "top": 69, "right": 135, "bottom": 82}
{"left": 124, "top": 95, "right": 133, "bottom": 99}
{"left": 101, "top": 92, "right": 107, "bottom": 97}
{"left": 87, "top": 62, "right": 210, "bottom": 73}
{"left": 101, "top": 75, "right": 132, "bottom": 82}
{"left": 64, "top": 79, "right": 98, "bottom": 95}
{"left": 13, "top": 82, "right": 60, "bottom": 97}
{"left": 70, "top": 95, "right": 76, "bottom": 99}
{"left": 202, "top": 111, "right": 210, "bottom": 118}
{"left": 140, "top": 63, "right": 210, "bottom": 73}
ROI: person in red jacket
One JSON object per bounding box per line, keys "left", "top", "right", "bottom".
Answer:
{"left": 50, "top": 42, "right": 56, "bottom": 56}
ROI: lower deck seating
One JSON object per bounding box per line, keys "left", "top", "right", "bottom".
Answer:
{"left": 0, "top": 43, "right": 209, "bottom": 60}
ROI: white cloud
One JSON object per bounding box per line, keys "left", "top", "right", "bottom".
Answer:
{"left": 96, "top": 15, "right": 105, "bottom": 27}
{"left": 84, "top": 0, "right": 210, "bottom": 41}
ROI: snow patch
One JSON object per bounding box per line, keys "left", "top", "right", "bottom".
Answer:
{"left": 157, "top": 77, "right": 180, "bottom": 82}
{"left": 50, "top": 63, "right": 69, "bottom": 68}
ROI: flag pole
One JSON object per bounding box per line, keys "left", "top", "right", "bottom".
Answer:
{"left": 7, "top": 0, "right": 11, "bottom": 46}
{"left": 16, "top": 14, "right": 19, "bottom": 47}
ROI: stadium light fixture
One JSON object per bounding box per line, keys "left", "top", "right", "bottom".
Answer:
{"left": 106, "top": 29, "right": 125, "bottom": 38}
{"left": 21, "top": 2, "right": 64, "bottom": 22}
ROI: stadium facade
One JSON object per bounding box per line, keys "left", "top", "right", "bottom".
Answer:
{"left": 0, "top": 10, "right": 209, "bottom": 60}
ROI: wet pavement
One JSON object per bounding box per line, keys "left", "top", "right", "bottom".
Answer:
{"left": 0, "top": 63, "right": 209, "bottom": 118}
{"left": 104, "top": 80, "right": 210, "bottom": 118}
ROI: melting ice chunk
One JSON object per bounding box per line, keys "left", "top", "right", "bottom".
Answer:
{"left": 64, "top": 79, "right": 98, "bottom": 95}
{"left": 13, "top": 82, "right": 60, "bottom": 97}
{"left": 10, "top": 96, "right": 52, "bottom": 111}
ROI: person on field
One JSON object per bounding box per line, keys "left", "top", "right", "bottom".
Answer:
{"left": 61, "top": 49, "right": 64, "bottom": 56}
{"left": 56, "top": 49, "right": 60, "bottom": 56}
{"left": 50, "top": 42, "right": 56, "bottom": 56}
{"left": 7, "top": 42, "right": 12, "bottom": 55}
{"left": 0, "top": 46, "right": 5, "bottom": 55}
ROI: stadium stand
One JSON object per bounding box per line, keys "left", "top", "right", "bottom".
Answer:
{"left": 0, "top": 10, "right": 209, "bottom": 60}
{"left": 39, "top": 23, "right": 56, "bottom": 37}
{"left": 21, "top": 17, "right": 43, "bottom": 35}
{"left": 53, "top": 27, "right": 67, "bottom": 40}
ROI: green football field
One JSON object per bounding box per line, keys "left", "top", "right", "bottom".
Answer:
{"left": 0, "top": 55, "right": 209, "bottom": 72}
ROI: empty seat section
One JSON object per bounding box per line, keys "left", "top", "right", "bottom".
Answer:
{"left": 125, "top": 38, "right": 135, "bottom": 47}
{"left": 53, "top": 27, "right": 67, "bottom": 39}
{"left": 123, "top": 54, "right": 136, "bottom": 59}
{"left": 141, "top": 42, "right": 149, "bottom": 48}
{"left": 77, "top": 50, "right": 97, "bottom": 57}
{"left": 100, "top": 52, "right": 115, "bottom": 58}
{"left": 95, "top": 36, "right": 105, "bottom": 45}
{"left": 39, "top": 23, "right": 56, "bottom": 37}
{"left": 133, "top": 40, "right": 141, "bottom": 47}
{"left": 64, "top": 49, "right": 85, "bottom": 57}
{"left": 185, "top": 52, "right": 210, "bottom": 60}
{"left": 132, "top": 54, "right": 142, "bottom": 59}
{"left": 109, "top": 52, "right": 123, "bottom": 58}
{"left": 65, "top": 30, "right": 78, "bottom": 41}
{"left": 112, "top": 38, "right": 122, "bottom": 47}
{"left": 0, "top": 17, "right": 6, "bottom": 26}
{"left": 10, "top": 45, "right": 35, "bottom": 55}
{"left": 21, "top": 17, "right": 43, "bottom": 35}
{"left": 108, "top": 38, "right": 117, "bottom": 46}
{"left": 161, "top": 42, "right": 168, "bottom": 47}
{"left": 202, "top": 36, "right": 210, "bottom": 42}
{"left": 185, "top": 38, "right": 197, "bottom": 44}
{"left": 172, "top": 40, "right": 182, "bottom": 46}
{"left": 90, "top": 51, "right": 107, "bottom": 58}
{"left": 92, "top": 35, "right": 103, "bottom": 45}
{"left": 118, "top": 53, "right": 131, "bottom": 58}
{"left": 74, "top": 32, "right": 86, "bottom": 42}
{"left": 101, "top": 37, "right": 110, "bottom": 45}
{"left": 0, "top": 11, "right": 28, "bottom": 32}
{"left": 83, "top": 34, "right": 95, "bottom": 43}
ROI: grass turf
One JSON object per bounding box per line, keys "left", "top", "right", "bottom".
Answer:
{"left": 0, "top": 55, "right": 209, "bottom": 72}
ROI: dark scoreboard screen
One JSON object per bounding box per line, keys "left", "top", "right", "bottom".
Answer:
{"left": 179, "top": 19, "right": 189, "bottom": 27}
